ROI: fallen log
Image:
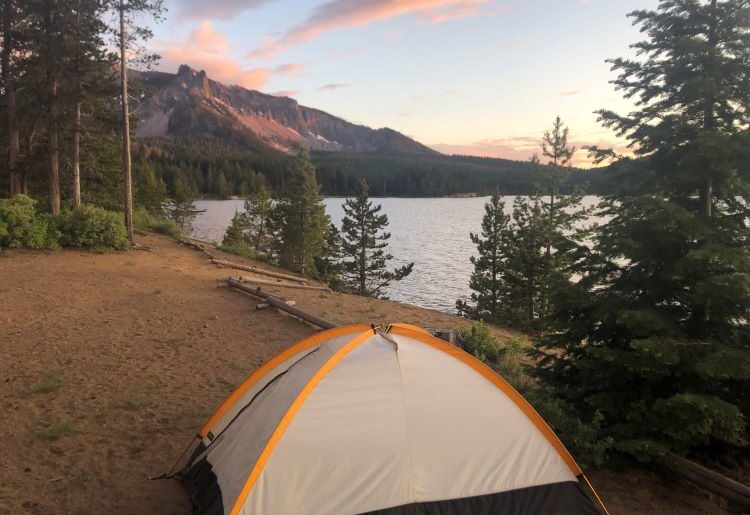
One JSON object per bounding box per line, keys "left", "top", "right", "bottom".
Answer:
{"left": 185, "top": 236, "right": 217, "bottom": 246}
{"left": 212, "top": 259, "right": 307, "bottom": 284}
{"left": 226, "top": 277, "right": 337, "bottom": 330}
{"left": 236, "top": 275, "right": 330, "bottom": 292}
{"left": 667, "top": 455, "right": 750, "bottom": 508}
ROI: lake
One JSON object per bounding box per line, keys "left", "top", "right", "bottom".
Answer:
{"left": 191, "top": 196, "right": 601, "bottom": 313}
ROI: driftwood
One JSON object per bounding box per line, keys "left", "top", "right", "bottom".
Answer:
{"left": 667, "top": 455, "right": 750, "bottom": 508}
{"left": 237, "top": 275, "right": 330, "bottom": 292}
{"left": 212, "top": 259, "right": 307, "bottom": 284}
{"left": 226, "top": 277, "right": 337, "bottom": 330}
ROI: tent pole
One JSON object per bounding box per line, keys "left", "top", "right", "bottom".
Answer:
{"left": 580, "top": 474, "right": 610, "bottom": 515}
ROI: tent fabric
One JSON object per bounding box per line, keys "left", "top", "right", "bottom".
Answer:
{"left": 182, "top": 324, "right": 604, "bottom": 515}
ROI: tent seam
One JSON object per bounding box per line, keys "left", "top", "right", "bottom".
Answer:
{"left": 391, "top": 335, "right": 417, "bottom": 505}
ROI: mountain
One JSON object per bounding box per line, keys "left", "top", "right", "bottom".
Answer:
{"left": 134, "top": 64, "right": 437, "bottom": 157}
{"left": 134, "top": 65, "right": 609, "bottom": 198}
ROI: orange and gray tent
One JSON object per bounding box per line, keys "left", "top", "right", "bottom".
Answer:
{"left": 181, "top": 323, "right": 606, "bottom": 514}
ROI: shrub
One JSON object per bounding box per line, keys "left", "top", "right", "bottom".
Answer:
{"left": 0, "top": 194, "right": 59, "bottom": 249}
{"left": 459, "top": 322, "right": 530, "bottom": 390}
{"left": 527, "top": 394, "right": 613, "bottom": 468}
{"left": 133, "top": 207, "right": 183, "bottom": 239}
{"left": 56, "top": 205, "right": 130, "bottom": 251}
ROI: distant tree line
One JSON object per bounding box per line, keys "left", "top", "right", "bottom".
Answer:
{"left": 142, "top": 141, "right": 608, "bottom": 200}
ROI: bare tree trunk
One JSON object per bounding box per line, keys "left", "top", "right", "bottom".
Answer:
{"left": 45, "top": 1, "right": 61, "bottom": 215}
{"left": 2, "top": 0, "right": 20, "bottom": 196}
{"left": 48, "top": 76, "right": 60, "bottom": 215}
{"left": 72, "top": 100, "right": 81, "bottom": 207}
{"left": 71, "top": 0, "right": 82, "bottom": 208}
{"left": 119, "top": 0, "right": 133, "bottom": 243}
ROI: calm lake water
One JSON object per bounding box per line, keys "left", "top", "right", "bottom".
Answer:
{"left": 191, "top": 197, "right": 601, "bottom": 312}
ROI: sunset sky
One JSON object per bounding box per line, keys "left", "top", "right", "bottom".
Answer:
{"left": 151, "top": 0, "right": 659, "bottom": 166}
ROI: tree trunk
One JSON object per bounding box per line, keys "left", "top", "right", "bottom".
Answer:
{"left": 48, "top": 78, "right": 60, "bottom": 215}
{"left": 2, "top": 0, "right": 20, "bottom": 196}
{"left": 119, "top": 0, "right": 134, "bottom": 243}
{"left": 359, "top": 220, "right": 366, "bottom": 296}
{"left": 72, "top": 0, "right": 82, "bottom": 208}
{"left": 72, "top": 100, "right": 82, "bottom": 208}
{"left": 45, "top": 2, "right": 61, "bottom": 215}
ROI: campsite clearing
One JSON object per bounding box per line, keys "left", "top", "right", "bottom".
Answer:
{"left": 0, "top": 234, "right": 737, "bottom": 514}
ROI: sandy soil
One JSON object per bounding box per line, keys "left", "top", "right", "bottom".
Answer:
{"left": 0, "top": 234, "right": 738, "bottom": 514}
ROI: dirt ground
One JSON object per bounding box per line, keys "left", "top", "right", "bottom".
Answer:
{"left": 0, "top": 234, "right": 739, "bottom": 514}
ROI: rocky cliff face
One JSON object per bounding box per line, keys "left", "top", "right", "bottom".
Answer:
{"left": 134, "top": 64, "right": 437, "bottom": 156}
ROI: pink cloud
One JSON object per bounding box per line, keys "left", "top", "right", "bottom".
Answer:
{"left": 157, "top": 21, "right": 302, "bottom": 90}
{"left": 270, "top": 90, "right": 299, "bottom": 98}
{"left": 274, "top": 62, "right": 304, "bottom": 75}
{"left": 430, "top": 136, "right": 633, "bottom": 168}
{"left": 248, "top": 0, "right": 489, "bottom": 60}
{"left": 176, "top": 0, "right": 274, "bottom": 20}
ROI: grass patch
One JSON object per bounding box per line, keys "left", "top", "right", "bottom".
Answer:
{"left": 114, "top": 394, "right": 154, "bottom": 411}
{"left": 151, "top": 335, "right": 190, "bottom": 347}
{"left": 36, "top": 417, "right": 74, "bottom": 440}
{"left": 133, "top": 207, "right": 183, "bottom": 239}
{"left": 34, "top": 373, "right": 62, "bottom": 394}
{"left": 231, "top": 362, "right": 248, "bottom": 372}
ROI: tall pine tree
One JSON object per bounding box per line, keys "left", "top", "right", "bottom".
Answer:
{"left": 536, "top": 0, "right": 750, "bottom": 462}
{"left": 339, "top": 180, "right": 413, "bottom": 297}
{"left": 274, "top": 151, "right": 330, "bottom": 275}
{"left": 456, "top": 190, "right": 510, "bottom": 322}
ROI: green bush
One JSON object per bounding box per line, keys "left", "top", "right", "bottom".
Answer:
{"left": 0, "top": 194, "right": 59, "bottom": 249}
{"left": 56, "top": 205, "right": 130, "bottom": 251}
{"left": 459, "top": 322, "right": 530, "bottom": 391}
{"left": 133, "top": 207, "right": 183, "bottom": 239}
{"left": 528, "top": 394, "right": 613, "bottom": 468}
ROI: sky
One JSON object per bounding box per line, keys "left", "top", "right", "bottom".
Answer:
{"left": 149, "top": 0, "right": 660, "bottom": 166}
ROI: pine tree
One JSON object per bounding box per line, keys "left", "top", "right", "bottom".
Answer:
{"left": 456, "top": 190, "right": 510, "bottom": 322}
{"left": 164, "top": 172, "right": 197, "bottom": 231}
{"left": 315, "top": 222, "right": 344, "bottom": 289}
{"left": 222, "top": 209, "right": 248, "bottom": 248}
{"left": 497, "top": 195, "right": 555, "bottom": 330}
{"left": 244, "top": 185, "right": 275, "bottom": 256}
{"left": 274, "top": 151, "right": 330, "bottom": 275}
{"left": 536, "top": 0, "right": 750, "bottom": 462}
{"left": 339, "top": 180, "right": 413, "bottom": 297}
{"left": 541, "top": 116, "right": 576, "bottom": 255}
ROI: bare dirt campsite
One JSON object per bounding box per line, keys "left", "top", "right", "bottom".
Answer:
{"left": 0, "top": 235, "right": 737, "bottom": 514}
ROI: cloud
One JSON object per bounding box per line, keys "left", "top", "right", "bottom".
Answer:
{"left": 274, "top": 62, "right": 305, "bottom": 75}
{"left": 248, "top": 0, "right": 489, "bottom": 59}
{"left": 319, "top": 83, "right": 349, "bottom": 91}
{"left": 175, "top": 0, "right": 274, "bottom": 20}
{"left": 558, "top": 89, "right": 584, "bottom": 96}
{"left": 430, "top": 135, "right": 632, "bottom": 168}
{"left": 157, "top": 21, "right": 303, "bottom": 89}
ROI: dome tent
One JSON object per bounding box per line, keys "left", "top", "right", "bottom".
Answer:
{"left": 181, "top": 323, "right": 606, "bottom": 514}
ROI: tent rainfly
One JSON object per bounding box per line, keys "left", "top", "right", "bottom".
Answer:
{"left": 181, "top": 323, "right": 607, "bottom": 515}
